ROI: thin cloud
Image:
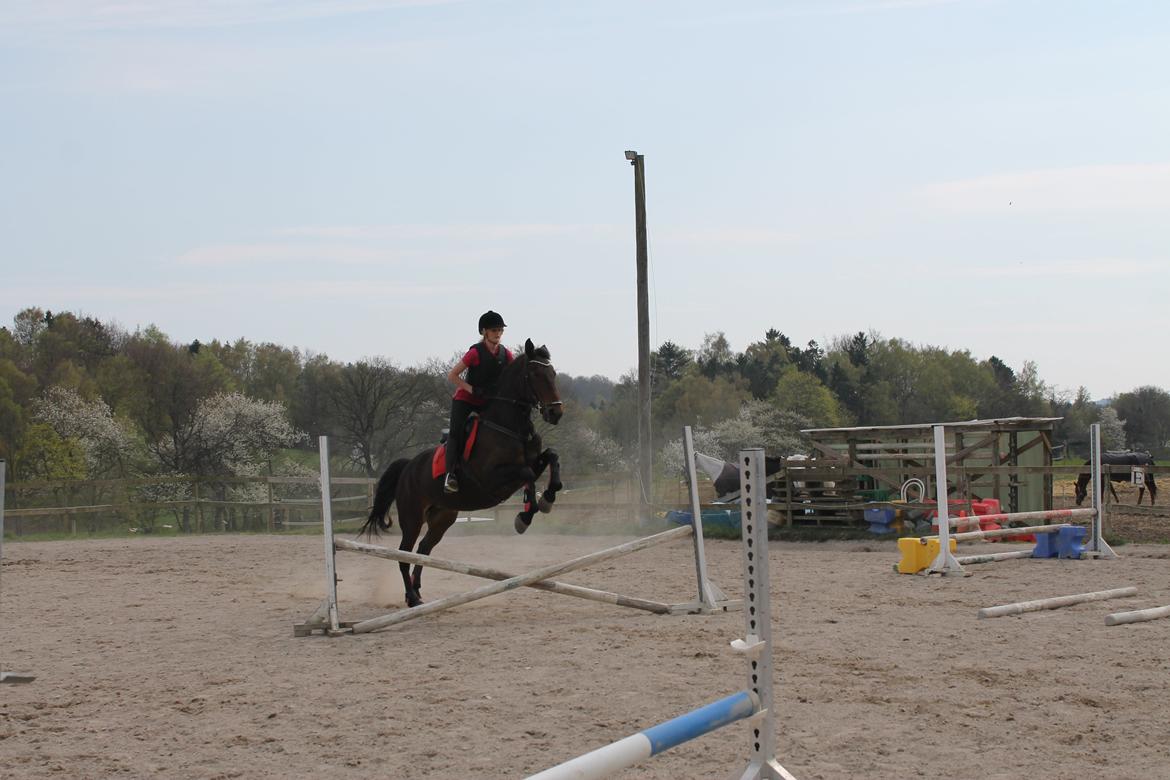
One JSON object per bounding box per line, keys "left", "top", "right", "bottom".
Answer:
{"left": 922, "top": 163, "right": 1170, "bottom": 214}
{"left": 657, "top": 226, "right": 800, "bottom": 246}
{"left": 173, "top": 241, "right": 503, "bottom": 267}
{"left": 277, "top": 223, "right": 620, "bottom": 242}
{"left": 0, "top": 279, "right": 468, "bottom": 304}
{"left": 906, "top": 258, "right": 1163, "bottom": 279}
{"left": 0, "top": 0, "right": 464, "bottom": 31}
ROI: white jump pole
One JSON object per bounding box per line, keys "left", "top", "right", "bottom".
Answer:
{"left": 352, "top": 526, "right": 694, "bottom": 634}
{"left": 935, "top": 507, "right": 1095, "bottom": 529}
{"left": 928, "top": 425, "right": 964, "bottom": 576}
{"left": 977, "top": 586, "right": 1137, "bottom": 619}
{"left": 1105, "top": 604, "right": 1170, "bottom": 626}
{"left": 1, "top": 459, "right": 36, "bottom": 684}
{"left": 1088, "top": 423, "right": 1117, "bottom": 559}
{"left": 335, "top": 538, "right": 676, "bottom": 614}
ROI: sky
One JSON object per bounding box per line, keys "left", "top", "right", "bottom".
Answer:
{"left": 2, "top": 0, "right": 1168, "bottom": 401}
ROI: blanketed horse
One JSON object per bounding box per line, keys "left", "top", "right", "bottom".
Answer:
{"left": 359, "top": 339, "right": 563, "bottom": 607}
{"left": 1074, "top": 450, "right": 1158, "bottom": 506}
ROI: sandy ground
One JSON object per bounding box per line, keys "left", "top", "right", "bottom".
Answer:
{"left": 2, "top": 524, "right": 1170, "bottom": 780}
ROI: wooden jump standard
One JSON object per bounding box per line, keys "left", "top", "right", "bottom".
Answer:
{"left": 977, "top": 587, "right": 1138, "bottom": 619}
{"left": 296, "top": 434, "right": 739, "bottom": 637}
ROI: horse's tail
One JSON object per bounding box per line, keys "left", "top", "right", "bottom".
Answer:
{"left": 360, "top": 458, "right": 409, "bottom": 538}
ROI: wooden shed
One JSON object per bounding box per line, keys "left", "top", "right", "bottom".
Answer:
{"left": 800, "top": 416, "right": 1062, "bottom": 517}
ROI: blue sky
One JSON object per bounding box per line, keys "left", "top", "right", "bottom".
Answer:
{"left": 2, "top": 0, "right": 1167, "bottom": 400}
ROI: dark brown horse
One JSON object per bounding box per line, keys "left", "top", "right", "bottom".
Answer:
{"left": 1074, "top": 451, "right": 1157, "bottom": 506}
{"left": 359, "top": 339, "right": 563, "bottom": 607}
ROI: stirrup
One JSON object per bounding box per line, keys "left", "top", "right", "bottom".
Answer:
{"left": 443, "top": 472, "right": 459, "bottom": 493}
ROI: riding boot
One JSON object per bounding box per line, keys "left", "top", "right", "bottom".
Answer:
{"left": 445, "top": 400, "right": 473, "bottom": 493}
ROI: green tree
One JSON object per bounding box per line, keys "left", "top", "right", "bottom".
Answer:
{"left": 652, "top": 341, "right": 693, "bottom": 382}
{"left": 769, "top": 370, "right": 843, "bottom": 428}
{"left": 1113, "top": 386, "right": 1170, "bottom": 452}
{"left": 14, "top": 422, "right": 85, "bottom": 480}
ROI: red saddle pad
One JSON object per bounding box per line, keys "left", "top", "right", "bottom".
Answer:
{"left": 431, "top": 418, "right": 480, "bottom": 479}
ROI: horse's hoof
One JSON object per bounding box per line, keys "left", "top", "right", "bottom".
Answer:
{"left": 514, "top": 514, "right": 532, "bottom": 534}
{"left": 406, "top": 592, "right": 423, "bottom": 608}
{"left": 538, "top": 495, "right": 553, "bottom": 513}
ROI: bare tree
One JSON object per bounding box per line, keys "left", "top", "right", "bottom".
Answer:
{"left": 330, "top": 359, "right": 446, "bottom": 475}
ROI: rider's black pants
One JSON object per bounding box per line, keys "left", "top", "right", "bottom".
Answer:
{"left": 445, "top": 399, "right": 476, "bottom": 474}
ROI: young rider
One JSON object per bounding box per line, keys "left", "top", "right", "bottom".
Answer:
{"left": 443, "top": 310, "right": 514, "bottom": 493}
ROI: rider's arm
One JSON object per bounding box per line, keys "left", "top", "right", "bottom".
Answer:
{"left": 447, "top": 360, "right": 473, "bottom": 395}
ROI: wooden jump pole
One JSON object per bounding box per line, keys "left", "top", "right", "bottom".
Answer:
{"left": 1104, "top": 604, "right": 1170, "bottom": 626}
{"left": 955, "top": 550, "right": 1035, "bottom": 566}
{"left": 351, "top": 526, "right": 695, "bottom": 634}
{"left": 977, "top": 587, "right": 1138, "bottom": 619}
{"left": 336, "top": 537, "right": 676, "bottom": 614}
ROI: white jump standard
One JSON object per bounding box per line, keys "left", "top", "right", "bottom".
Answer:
{"left": 906, "top": 422, "right": 1114, "bottom": 576}
{"left": 0, "top": 459, "right": 36, "bottom": 684}
{"left": 526, "top": 448, "right": 798, "bottom": 780}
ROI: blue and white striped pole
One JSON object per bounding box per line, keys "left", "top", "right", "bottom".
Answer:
{"left": 526, "top": 691, "right": 759, "bottom": 780}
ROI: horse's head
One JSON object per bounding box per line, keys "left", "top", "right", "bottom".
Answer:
{"left": 523, "top": 339, "right": 563, "bottom": 424}
{"left": 1073, "top": 473, "right": 1090, "bottom": 506}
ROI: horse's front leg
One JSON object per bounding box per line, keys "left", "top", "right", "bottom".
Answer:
{"left": 537, "top": 449, "right": 562, "bottom": 513}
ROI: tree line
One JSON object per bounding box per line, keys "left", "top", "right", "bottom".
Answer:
{"left": 2, "top": 307, "right": 1168, "bottom": 485}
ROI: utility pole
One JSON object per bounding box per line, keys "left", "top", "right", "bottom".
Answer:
{"left": 625, "top": 150, "right": 652, "bottom": 517}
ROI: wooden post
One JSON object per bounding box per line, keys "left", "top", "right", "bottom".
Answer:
{"left": 626, "top": 150, "right": 653, "bottom": 523}
{"left": 266, "top": 479, "right": 275, "bottom": 532}
{"left": 194, "top": 479, "right": 203, "bottom": 533}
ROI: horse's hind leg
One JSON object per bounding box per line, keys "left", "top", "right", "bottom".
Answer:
{"left": 396, "top": 499, "right": 425, "bottom": 608}
{"left": 411, "top": 508, "right": 458, "bottom": 600}
{"left": 515, "top": 482, "right": 538, "bottom": 534}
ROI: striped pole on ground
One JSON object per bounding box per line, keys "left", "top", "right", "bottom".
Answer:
{"left": 525, "top": 691, "right": 759, "bottom": 780}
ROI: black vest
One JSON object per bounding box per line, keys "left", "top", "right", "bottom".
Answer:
{"left": 466, "top": 342, "right": 508, "bottom": 393}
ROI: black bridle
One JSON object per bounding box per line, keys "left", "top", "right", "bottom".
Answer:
{"left": 487, "top": 357, "right": 561, "bottom": 413}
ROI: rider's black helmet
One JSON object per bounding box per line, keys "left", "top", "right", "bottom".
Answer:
{"left": 478, "top": 310, "right": 506, "bottom": 333}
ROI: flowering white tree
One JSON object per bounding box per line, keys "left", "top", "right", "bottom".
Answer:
{"left": 658, "top": 400, "right": 810, "bottom": 475}
{"left": 156, "top": 392, "right": 304, "bottom": 476}
{"left": 1098, "top": 406, "right": 1127, "bottom": 450}
{"left": 34, "top": 386, "right": 142, "bottom": 478}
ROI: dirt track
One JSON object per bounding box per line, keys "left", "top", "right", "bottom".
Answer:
{"left": 2, "top": 527, "right": 1169, "bottom": 779}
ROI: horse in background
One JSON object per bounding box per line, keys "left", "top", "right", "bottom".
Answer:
{"left": 694, "top": 452, "right": 786, "bottom": 502}
{"left": 1074, "top": 451, "right": 1158, "bottom": 506}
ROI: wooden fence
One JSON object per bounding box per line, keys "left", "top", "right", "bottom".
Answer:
{"left": 2, "top": 463, "right": 1165, "bottom": 538}
{"left": 0, "top": 472, "right": 645, "bottom": 538}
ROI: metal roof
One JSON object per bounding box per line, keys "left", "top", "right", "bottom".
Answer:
{"left": 801, "top": 416, "right": 1062, "bottom": 437}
